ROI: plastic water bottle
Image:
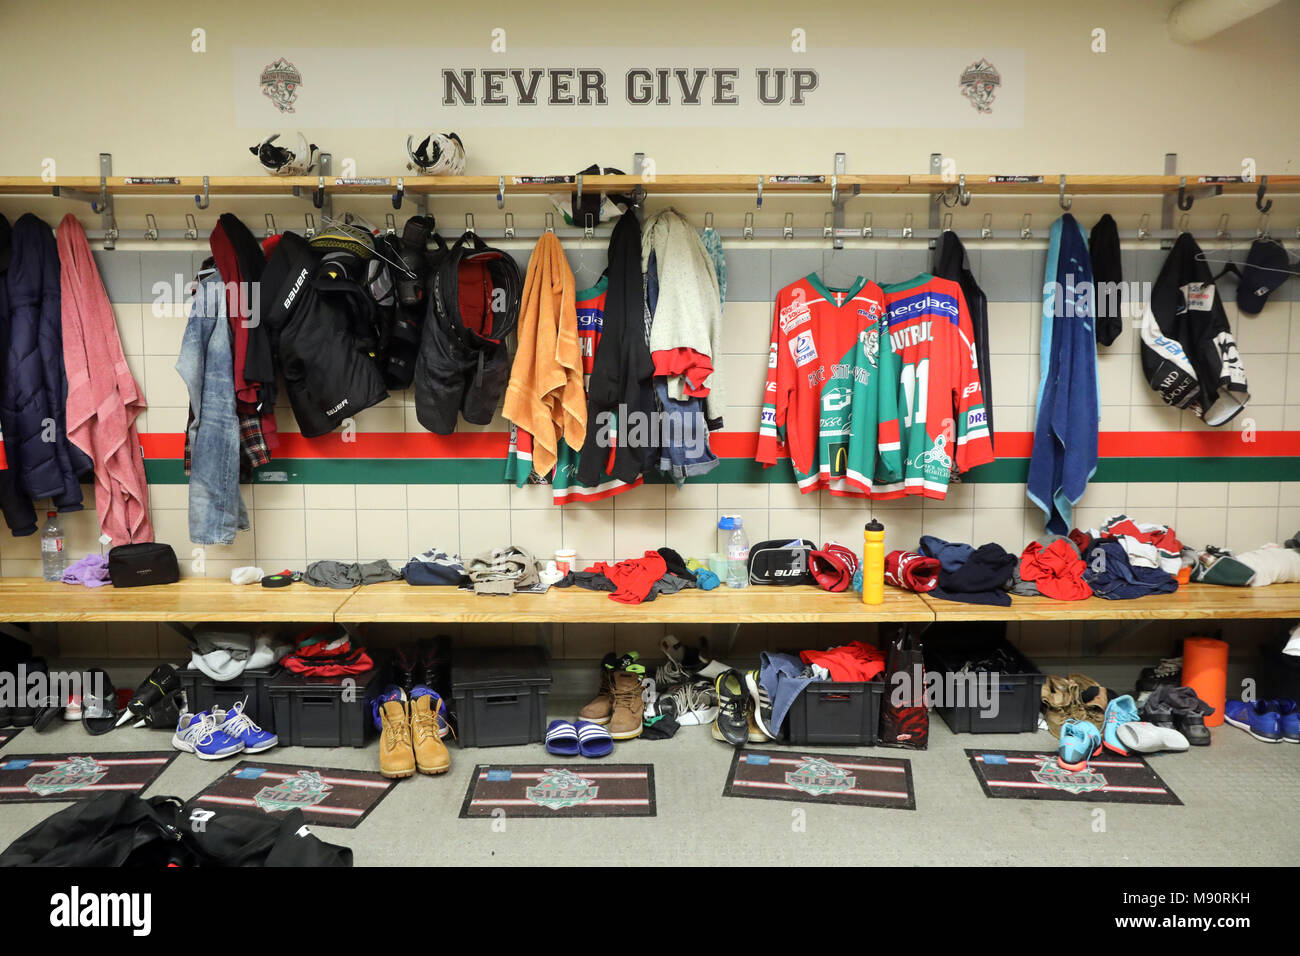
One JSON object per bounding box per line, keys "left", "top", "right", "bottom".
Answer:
{"left": 719, "top": 514, "right": 749, "bottom": 589}
{"left": 41, "top": 511, "right": 65, "bottom": 582}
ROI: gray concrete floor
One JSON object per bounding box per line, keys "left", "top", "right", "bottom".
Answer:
{"left": 2, "top": 697, "right": 1298, "bottom": 867}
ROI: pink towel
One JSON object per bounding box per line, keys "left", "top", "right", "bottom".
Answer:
{"left": 56, "top": 214, "right": 154, "bottom": 545}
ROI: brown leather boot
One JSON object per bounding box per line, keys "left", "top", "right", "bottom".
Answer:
{"left": 580, "top": 652, "right": 635, "bottom": 725}
{"left": 608, "top": 669, "right": 645, "bottom": 740}
{"left": 410, "top": 690, "right": 451, "bottom": 775}
{"left": 378, "top": 694, "right": 416, "bottom": 779}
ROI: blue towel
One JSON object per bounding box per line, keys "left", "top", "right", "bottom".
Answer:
{"left": 1027, "top": 214, "right": 1099, "bottom": 535}
{"left": 919, "top": 535, "right": 974, "bottom": 573}
{"left": 759, "top": 651, "right": 814, "bottom": 736}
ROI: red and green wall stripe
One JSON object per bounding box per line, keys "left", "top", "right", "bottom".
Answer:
{"left": 139, "top": 431, "right": 1300, "bottom": 484}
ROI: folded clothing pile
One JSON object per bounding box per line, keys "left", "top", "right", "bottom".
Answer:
{"left": 189, "top": 626, "right": 290, "bottom": 681}
{"left": 403, "top": 548, "right": 466, "bottom": 586}
{"left": 465, "top": 546, "right": 540, "bottom": 595}
{"left": 927, "top": 540, "right": 1017, "bottom": 607}
{"left": 798, "top": 640, "right": 886, "bottom": 682}
{"left": 1083, "top": 539, "right": 1177, "bottom": 600}
{"left": 1095, "top": 514, "right": 1184, "bottom": 575}
{"left": 304, "top": 559, "right": 403, "bottom": 589}
{"left": 281, "top": 624, "right": 374, "bottom": 676}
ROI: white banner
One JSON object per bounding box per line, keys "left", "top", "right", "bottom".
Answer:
{"left": 234, "top": 47, "right": 1025, "bottom": 129}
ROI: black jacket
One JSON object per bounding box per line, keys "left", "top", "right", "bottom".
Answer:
{"left": 934, "top": 230, "right": 994, "bottom": 447}
{"left": 0, "top": 791, "right": 352, "bottom": 867}
{"left": 577, "top": 211, "right": 654, "bottom": 486}
{"left": 0, "top": 213, "right": 91, "bottom": 535}
{"left": 262, "top": 232, "right": 388, "bottom": 437}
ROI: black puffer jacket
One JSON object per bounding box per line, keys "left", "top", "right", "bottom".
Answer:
{"left": 261, "top": 232, "right": 388, "bottom": 437}
{"left": 0, "top": 213, "right": 90, "bottom": 535}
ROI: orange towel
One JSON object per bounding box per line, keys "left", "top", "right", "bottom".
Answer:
{"left": 503, "top": 232, "right": 586, "bottom": 478}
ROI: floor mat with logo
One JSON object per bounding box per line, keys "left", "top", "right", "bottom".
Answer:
{"left": 0, "top": 751, "right": 176, "bottom": 804}
{"left": 190, "top": 761, "right": 397, "bottom": 828}
{"left": 459, "top": 763, "right": 656, "bottom": 818}
{"left": 966, "top": 749, "right": 1182, "bottom": 805}
{"left": 723, "top": 749, "right": 915, "bottom": 810}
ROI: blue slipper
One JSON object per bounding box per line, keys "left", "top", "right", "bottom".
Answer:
{"left": 545, "top": 719, "right": 580, "bottom": 756}
{"left": 575, "top": 719, "right": 614, "bottom": 758}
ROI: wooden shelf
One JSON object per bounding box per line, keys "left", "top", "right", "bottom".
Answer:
{"left": 920, "top": 583, "right": 1300, "bottom": 622}
{"left": 1, "top": 173, "right": 1295, "bottom": 201}
{"left": 335, "top": 581, "right": 932, "bottom": 624}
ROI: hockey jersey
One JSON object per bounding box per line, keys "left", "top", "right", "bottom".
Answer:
{"left": 757, "top": 275, "right": 896, "bottom": 495}
{"left": 506, "top": 275, "right": 642, "bottom": 503}
{"left": 871, "top": 274, "right": 993, "bottom": 500}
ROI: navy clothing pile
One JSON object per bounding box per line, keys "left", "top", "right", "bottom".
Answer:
{"left": 1083, "top": 538, "right": 1179, "bottom": 600}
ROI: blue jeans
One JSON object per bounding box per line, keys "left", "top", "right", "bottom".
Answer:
{"left": 175, "top": 272, "right": 248, "bottom": 545}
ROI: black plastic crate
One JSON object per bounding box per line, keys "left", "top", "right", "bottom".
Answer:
{"left": 178, "top": 665, "right": 281, "bottom": 732}
{"left": 924, "top": 623, "right": 1045, "bottom": 734}
{"left": 785, "top": 677, "right": 884, "bottom": 746}
{"left": 268, "top": 656, "right": 388, "bottom": 748}
{"left": 451, "top": 646, "right": 551, "bottom": 748}
{"left": 1256, "top": 631, "right": 1300, "bottom": 702}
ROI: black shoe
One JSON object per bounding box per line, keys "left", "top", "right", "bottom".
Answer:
{"left": 1136, "top": 656, "right": 1182, "bottom": 695}
{"left": 124, "top": 664, "right": 183, "bottom": 726}
{"left": 11, "top": 658, "right": 47, "bottom": 727}
{"left": 416, "top": 635, "right": 450, "bottom": 694}
{"left": 392, "top": 644, "right": 424, "bottom": 693}
{"left": 1176, "top": 711, "right": 1212, "bottom": 746}
{"left": 744, "top": 669, "right": 777, "bottom": 740}
{"left": 711, "top": 670, "right": 749, "bottom": 746}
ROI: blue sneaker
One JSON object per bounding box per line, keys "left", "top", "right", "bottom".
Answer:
{"left": 214, "top": 700, "right": 278, "bottom": 754}
{"left": 371, "top": 685, "right": 406, "bottom": 730}
{"left": 173, "top": 710, "right": 245, "bottom": 760}
{"left": 1103, "top": 694, "right": 1140, "bottom": 755}
{"left": 1058, "top": 718, "right": 1103, "bottom": 771}
{"left": 1269, "top": 699, "right": 1300, "bottom": 743}
{"left": 409, "top": 685, "right": 451, "bottom": 738}
{"left": 1223, "top": 699, "right": 1283, "bottom": 742}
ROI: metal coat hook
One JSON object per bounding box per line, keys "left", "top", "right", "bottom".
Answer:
{"left": 704, "top": 211, "right": 714, "bottom": 231}
{"left": 1216, "top": 213, "right": 1231, "bottom": 240}
{"left": 1178, "top": 213, "right": 1191, "bottom": 234}
{"left": 194, "top": 175, "right": 210, "bottom": 210}
{"left": 583, "top": 213, "right": 594, "bottom": 239}
{"left": 830, "top": 174, "right": 838, "bottom": 206}
{"left": 981, "top": 212, "right": 993, "bottom": 240}
{"left": 303, "top": 213, "right": 316, "bottom": 239}
{"left": 504, "top": 212, "right": 516, "bottom": 239}
{"left": 1058, "top": 175, "right": 1072, "bottom": 211}
{"left": 465, "top": 213, "right": 476, "bottom": 235}
{"left": 143, "top": 214, "right": 158, "bottom": 241}
{"left": 264, "top": 213, "right": 277, "bottom": 238}
{"left": 942, "top": 212, "right": 953, "bottom": 233}
{"left": 313, "top": 176, "right": 325, "bottom": 210}
{"left": 184, "top": 213, "right": 198, "bottom": 241}
{"left": 1256, "top": 176, "right": 1272, "bottom": 214}
{"left": 1137, "top": 214, "right": 1151, "bottom": 241}
{"left": 1176, "top": 177, "right": 1194, "bottom": 212}
{"left": 823, "top": 212, "right": 834, "bottom": 239}
{"left": 862, "top": 212, "right": 873, "bottom": 239}
{"left": 392, "top": 178, "right": 404, "bottom": 210}
{"left": 743, "top": 211, "right": 755, "bottom": 240}
{"left": 783, "top": 212, "right": 795, "bottom": 239}
{"left": 1257, "top": 212, "right": 1271, "bottom": 239}
{"left": 544, "top": 212, "right": 555, "bottom": 233}
{"left": 756, "top": 176, "right": 764, "bottom": 209}
{"left": 384, "top": 213, "right": 396, "bottom": 236}
{"left": 959, "top": 173, "right": 971, "bottom": 206}
{"left": 497, "top": 176, "right": 505, "bottom": 210}
{"left": 1020, "top": 214, "right": 1033, "bottom": 239}
{"left": 575, "top": 174, "right": 583, "bottom": 208}
{"left": 902, "top": 213, "right": 914, "bottom": 239}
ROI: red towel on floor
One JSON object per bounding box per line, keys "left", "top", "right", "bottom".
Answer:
{"left": 799, "top": 641, "right": 886, "bottom": 682}
{"left": 587, "top": 551, "right": 668, "bottom": 605}
{"left": 1020, "top": 539, "right": 1092, "bottom": 601}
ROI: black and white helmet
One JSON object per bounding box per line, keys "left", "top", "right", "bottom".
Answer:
{"left": 249, "top": 132, "right": 319, "bottom": 176}
{"left": 406, "top": 132, "right": 466, "bottom": 175}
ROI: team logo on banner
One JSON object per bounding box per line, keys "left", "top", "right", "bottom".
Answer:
{"left": 1030, "top": 758, "right": 1106, "bottom": 795}
{"left": 260, "top": 57, "right": 304, "bottom": 113}
{"left": 525, "top": 768, "right": 598, "bottom": 810}
{"left": 25, "top": 756, "right": 108, "bottom": 796}
{"left": 784, "top": 756, "right": 856, "bottom": 796}
{"left": 959, "top": 58, "right": 1001, "bottom": 114}
{"left": 254, "top": 770, "right": 333, "bottom": 812}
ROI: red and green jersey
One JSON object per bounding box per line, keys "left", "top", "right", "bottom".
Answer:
{"left": 757, "top": 274, "right": 892, "bottom": 495}
{"left": 505, "top": 276, "right": 641, "bottom": 503}
{"left": 872, "top": 274, "right": 993, "bottom": 500}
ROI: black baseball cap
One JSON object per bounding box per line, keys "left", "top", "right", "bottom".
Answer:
{"left": 1237, "top": 238, "right": 1291, "bottom": 315}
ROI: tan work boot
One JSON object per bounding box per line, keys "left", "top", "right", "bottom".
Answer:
{"left": 378, "top": 692, "right": 416, "bottom": 779}
{"left": 410, "top": 690, "right": 451, "bottom": 775}
{"left": 1041, "top": 675, "right": 1080, "bottom": 739}
{"left": 607, "top": 669, "right": 645, "bottom": 740}
{"left": 579, "top": 651, "right": 639, "bottom": 725}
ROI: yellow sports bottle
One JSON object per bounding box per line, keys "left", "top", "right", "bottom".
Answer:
{"left": 863, "top": 519, "right": 885, "bottom": 605}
